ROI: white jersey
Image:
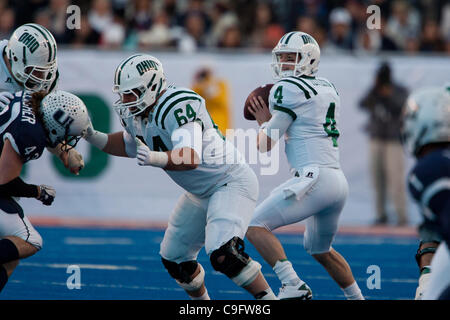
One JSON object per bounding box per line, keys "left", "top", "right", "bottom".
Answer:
{"left": 268, "top": 75, "right": 341, "bottom": 172}
{"left": 122, "top": 85, "right": 245, "bottom": 198}
{"left": 0, "top": 40, "right": 23, "bottom": 93}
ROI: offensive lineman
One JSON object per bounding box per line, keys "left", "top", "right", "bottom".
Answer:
{"left": 83, "top": 54, "right": 277, "bottom": 300}
{"left": 246, "top": 31, "right": 364, "bottom": 300}
{"left": 0, "top": 90, "right": 90, "bottom": 292}
{"left": 401, "top": 85, "right": 450, "bottom": 300}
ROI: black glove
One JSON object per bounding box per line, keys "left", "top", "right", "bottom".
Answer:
{"left": 37, "top": 185, "right": 56, "bottom": 206}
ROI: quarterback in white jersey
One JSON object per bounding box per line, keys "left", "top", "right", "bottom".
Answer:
{"left": 83, "top": 54, "right": 276, "bottom": 300}
{"left": 246, "top": 31, "right": 364, "bottom": 300}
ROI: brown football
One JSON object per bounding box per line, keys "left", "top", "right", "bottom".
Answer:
{"left": 243, "top": 83, "right": 274, "bottom": 120}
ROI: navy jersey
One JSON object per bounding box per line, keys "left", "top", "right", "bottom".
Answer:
{"left": 0, "top": 91, "right": 47, "bottom": 163}
{"left": 408, "top": 147, "right": 450, "bottom": 246}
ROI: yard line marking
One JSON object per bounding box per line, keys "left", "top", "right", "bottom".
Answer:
{"left": 64, "top": 237, "right": 134, "bottom": 245}
{"left": 20, "top": 262, "right": 138, "bottom": 271}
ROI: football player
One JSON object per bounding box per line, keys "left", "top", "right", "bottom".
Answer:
{"left": 0, "top": 90, "right": 91, "bottom": 292}
{"left": 0, "top": 23, "right": 84, "bottom": 174}
{"left": 83, "top": 54, "right": 277, "bottom": 300}
{"left": 246, "top": 31, "right": 364, "bottom": 300}
{"left": 401, "top": 85, "right": 450, "bottom": 300}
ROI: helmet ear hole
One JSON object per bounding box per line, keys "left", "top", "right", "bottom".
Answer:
{"left": 310, "top": 59, "right": 316, "bottom": 65}
{"left": 151, "top": 83, "right": 157, "bottom": 91}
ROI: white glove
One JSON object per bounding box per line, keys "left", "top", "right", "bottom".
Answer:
{"left": 136, "top": 140, "right": 168, "bottom": 168}
{"left": 136, "top": 143, "right": 152, "bottom": 166}
{"left": 0, "top": 92, "right": 14, "bottom": 112}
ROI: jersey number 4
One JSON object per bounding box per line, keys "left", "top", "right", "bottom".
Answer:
{"left": 323, "top": 103, "right": 340, "bottom": 147}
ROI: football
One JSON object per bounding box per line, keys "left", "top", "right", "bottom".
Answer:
{"left": 243, "top": 83, "right": 273, "bottom": 120}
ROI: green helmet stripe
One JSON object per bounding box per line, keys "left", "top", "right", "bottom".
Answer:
{"left": 22, "top": 46, "right": 27, "bottom": 65}
{"left": 26, "top": 23, "right": 53, "bottom": 62}
{"left": 284, "top": 31, "right": 296, "bottom": 45}
{"left": 32, "top": 24, "right": 57, "bottom": 61}
{"left": 23, "top": 24, "right": 53, "bottom": 62}
{"left": 116, "top": 54, "right": 142, "bottom": 85}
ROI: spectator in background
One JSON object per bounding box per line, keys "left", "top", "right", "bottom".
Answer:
{"left": 419, "top": 19, "right": 446, "bottom": 52}
{"left": 128, "top": 0, "right": 153, "bottom": 32}
{"left": 138, "top": 9, "right": 173, "bottom": 49}
{"left": 88, "top": 0, "right": 114, "bottom": 35}
{"left": 191, "top": 66, "right": 232, "bottom": 133}
{"left": 296, "top": 15, "right": 327, "bottom": 48}
{"left": 248, "top": 2, "right": 284, "bottom": 49}
{"left": 359, "top": 62, "right": 409, "bottom": 226}
{"left": 71, "top": 14, "right": 101, "bottom": 48}
{"left": 327, "top": 7, "right": 354, "bottom": 51}
{"left": 184, "top": 11, "right": 207, "bottom": 48}
{"left": 386, "top": 0, "right": 421, "bottom": 50}
{"left": 355, "top": 17, "right": 398, "bottom": 53}
{"left": 0, "top": 7, "right": 15, "bottom": 39}
{"left": 47, "top": 0, "right": 73, "bottom": 44}
{"left": 218, "top": 24, "right": 242, "bottom": 48}
{"left": 101, "top": 11, "right": 126, "bottom": 49}
{"left": 207, "top": 2, "right": 239, "bottom": 47}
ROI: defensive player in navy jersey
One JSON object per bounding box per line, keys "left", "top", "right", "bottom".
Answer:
{"left": 401, "top": 85, "right": 450, "bottom": 300}
{"left": 0, "top": 90, "right": 90, "bottom": 292}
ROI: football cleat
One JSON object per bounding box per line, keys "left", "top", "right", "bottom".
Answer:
{"left": 277, "top": 281, "right": 313, "bottom": 300}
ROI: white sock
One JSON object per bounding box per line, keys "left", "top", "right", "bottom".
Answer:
{"left": 342, "top": 282, "right": 364, "bottom": 300}
{"left": 273, "top": 260, "right": 302, "bottom": 286}
{"left": 256, "top": 288, "right": 277, "bottom": 300}
{"left": 190, "top": 289, "right": 210, "bottom": 300}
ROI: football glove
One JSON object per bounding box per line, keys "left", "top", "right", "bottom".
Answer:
{"left": 37, "top": 185, "right": 56, "bottom": 206}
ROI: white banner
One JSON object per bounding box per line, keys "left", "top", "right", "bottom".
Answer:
{"left": 21, "top": 50, "right": 450, "bottom": 225}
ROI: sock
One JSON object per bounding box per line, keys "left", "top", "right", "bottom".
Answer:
{"left": 255, "top": 288, "right": 277, "bottom": 300}
{"left": 0, "top": 265, "right": 8, "bottom": 292}
{"left": 0, "top": 239, "right": 19, "bottom": 264}
{"left": 342, "top": 282, "right": 364, "bottom": 300}
{"left": 273, "top": 260, "right": 301, "bottom": 286}
{"left": 190, "top": 289, "right": 210, "bottom": 300}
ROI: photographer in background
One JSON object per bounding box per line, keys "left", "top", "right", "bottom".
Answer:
{"left": 359, "top": 61, "right": 409, "bottom": 226}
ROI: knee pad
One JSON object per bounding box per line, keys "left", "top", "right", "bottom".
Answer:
{"left": 415, "top": 240, "right": 440, "bottom": 267}
{"left": 210, "top": 236, "right": 261, "bottom": 287}
{"left": 161, "top": 258, "right": 204, "bottom": 291}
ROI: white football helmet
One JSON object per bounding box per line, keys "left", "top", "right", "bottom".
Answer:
{"left": 39, "top": 90, "right": 91, "bottom": 148}
{"left": 5, "top": 23, "right": 58, "bottom": 92}
{"left": 271, "top": 31, "right": 321, "bottom": 79}
{"left": 112, "top": 54, "right": 167, "bottom": 120}
{"left": 401, "top": 86, "right": 450, "bottom": 157}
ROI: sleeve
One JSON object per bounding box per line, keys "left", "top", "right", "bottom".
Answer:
{"left": 5, "top": 128, "right": 46, "bottom": 162}
{"left": 262, "top": 110, "right": 294, "bottom": 141}
{"left": 269, "top": 80, "right": 309, "bottom": 121}
{"left": 161, "top": 96, "right": 204, "bottom": 137}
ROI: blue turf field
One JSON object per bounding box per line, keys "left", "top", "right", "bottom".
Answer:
{"left": 1, "top": 226, "right": 419, "bottom": 300}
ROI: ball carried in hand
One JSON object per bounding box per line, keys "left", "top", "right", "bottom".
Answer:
{"left": 244, "top": 84, "right": 273, "bottom": 120}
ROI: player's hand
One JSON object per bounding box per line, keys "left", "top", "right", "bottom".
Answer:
{"left": 136, "top": 142, "right": 152, "bottom": 166}
{"left": 60, "top": 148, "right": 85, "bottom": 175}
{"left": 37, "top": 185, "right": 56, "bottom": 206}
{"left": 0, "top": 92, "right": 14, "bottom": 111}
{"left": 248, "top": 95, "right": 272, "bottom": 126}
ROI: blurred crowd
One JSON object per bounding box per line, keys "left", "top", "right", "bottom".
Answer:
{"left": 0, "top": 0, "right": 449, "bottom": 54}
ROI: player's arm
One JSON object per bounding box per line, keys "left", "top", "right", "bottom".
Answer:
{"left": 0, "top": 139, "right": 54, "bottom": 205}
{"left": 136, "top": 121, "right": 202, "bottom": 170}
{"left": 82, "top": 119, "right": 131, "bottom": 157}
{"left": 257, "top": 110, "right": 293, "bottom": 152}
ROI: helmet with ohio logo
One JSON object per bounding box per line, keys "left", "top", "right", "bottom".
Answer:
{"left": 112, "top": 54, "right": 167, "bottom": 120}
{"left": 39, "top": 90, "right": 90, "bottom": 148}
{"left": 5, "top": 23, "right": 58, "bottom": 92}
{"left": 271, "top": 31, "right": 320, "bottom": 79}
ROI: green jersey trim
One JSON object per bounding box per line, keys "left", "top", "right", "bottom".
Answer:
{"left": 273, "top": 105, "right": 297, "bottom": 121}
